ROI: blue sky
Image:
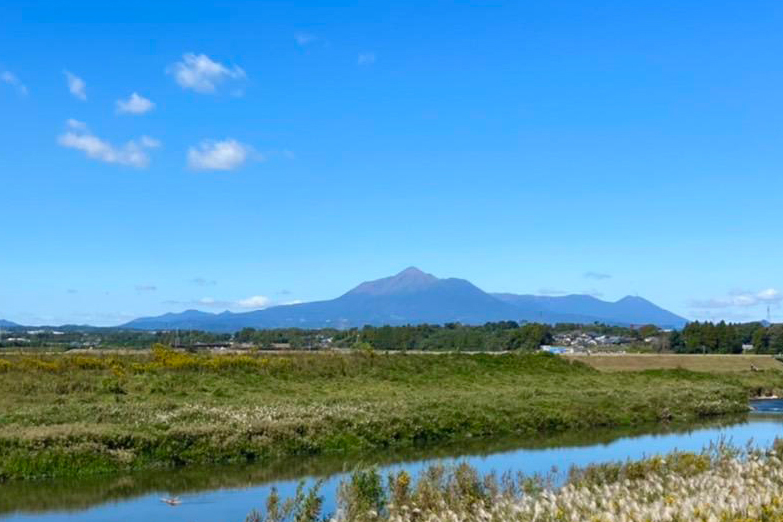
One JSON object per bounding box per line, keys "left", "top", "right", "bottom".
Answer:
{"left": 2, "top": 0, "right": 783, "bottom": 326}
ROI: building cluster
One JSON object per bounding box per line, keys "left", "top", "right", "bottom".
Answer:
{"left": 552, "top": 331, "right": 633, "bottom": 348}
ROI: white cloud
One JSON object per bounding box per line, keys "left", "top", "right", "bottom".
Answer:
{"left": 294, "top": 32, "right": 317, "bottom": 46}
{"left": 64, "top": 70, "right": 86, "bottom": 100}
{"left": 237, "top": 295, "right": 272, "bottom": 309}
{"left": 116, "top": 92, "right": 155, "bottom": 114}
{"left": 164, "top": 295, "right": 273, "bottom": 310}
{"left": 358, "top": 52, "right": 376, "bottom": 65}
{"left": 689, "top": 288, "right": 782, "bottom": 309}
{"left": 1, "top": 71, "right": 28, "bottom": 96}
{"left": 139, "top": 135, "right": 161, "bottom": 148}
{"left": 66, "top": 118, "right": 87, "bottom": 130}
{"left": 168, "top": 53, "right": 245, "bottom": 94}
{"left": 57, "top": 120, "right": 160, "bottom": 168}
{"left": 187, "top": 138, "right": 254, "bottom": 171}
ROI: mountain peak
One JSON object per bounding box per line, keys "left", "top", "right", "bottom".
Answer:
{"left": 122, "top": 270, "right": 688, "bottom": 331}
{"left": 346, "top": 267, "right": 439, "bottom": 296}
{"left": 398, "top": 266, "right": 426, "bottom": 276}
{"left": 617, "top": 295, "right": 650, "bottom": 304}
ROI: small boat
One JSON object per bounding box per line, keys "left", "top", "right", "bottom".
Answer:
{"left": 161, "top": 497, "right": 182, "bottom": 506}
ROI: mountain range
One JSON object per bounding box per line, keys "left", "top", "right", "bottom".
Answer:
{"left": 120, "top": 267, "right": 688, "bottom": 332}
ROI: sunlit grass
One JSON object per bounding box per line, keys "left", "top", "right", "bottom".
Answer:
{"left": 259, "top": 442, "right": 783, "bottom": 522}
{"left": 0, "top": 347, "right": 768, "bottom": 481}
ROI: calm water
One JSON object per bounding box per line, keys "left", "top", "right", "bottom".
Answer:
{"left": 2, "top": 401, "right": 782, "bottom": 522}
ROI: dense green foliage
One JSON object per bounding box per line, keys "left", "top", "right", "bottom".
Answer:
{"left": 749, "top": 324, "right": 783, "bottom": 353}
{"left": 0, "top": 348, "right": 760, "bottom": 482}
{"left": 354, "top": 322, "right": 553, "bottom": 351}
{"left": 235, "top": 322, "right": 555, "bottom": 351}
{"left": 674, "top": 321, "right": 778, "bottom": 354}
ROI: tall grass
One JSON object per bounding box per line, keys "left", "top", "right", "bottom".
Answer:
{"left": 0, "top": 347, "right": 763, "bottom": 481}
{"left": 253, "top": 442, "right": 783, "bottom": 522}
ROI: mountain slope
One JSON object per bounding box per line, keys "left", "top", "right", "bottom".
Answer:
{"left": 492, "top": 293, "right": 687, "bottom": 329}
{"left": 0, "top": 319, "right": 21, "bottom": 328}
{"left": 199, "top": 267, "right": 534, "bottom": 330}
{"left": 122, "top": 310, "right": 231, "bottom": 331}
{"left": 122, "top": 267, "right": 688, "bottom": 331}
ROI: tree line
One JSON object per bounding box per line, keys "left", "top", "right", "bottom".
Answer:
{"left": 673, "top": 321, "right": 778, "bottom": 354}
{"left": 7, "top": 320, "right": 783, "bottom": 354}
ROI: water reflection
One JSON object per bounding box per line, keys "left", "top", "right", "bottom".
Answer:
{"left": 1, "top": 410, "right": 781, "bottom": 522}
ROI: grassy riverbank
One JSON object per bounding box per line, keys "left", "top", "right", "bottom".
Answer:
{"left": 266, "top": 442, "right": 783, "bottom": 522}
{"left": 0, "top": 348, "right": 776, "bottom": 481}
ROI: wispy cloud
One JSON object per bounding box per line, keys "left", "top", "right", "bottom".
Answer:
{"left": 1, "top": 70, "right": 28, "bottom": 96}
{"left": 190, "top": 277, "right": 217, "bottom": 287}
{"left": 187, "top": 138, "right": 256, "bottom": 171}
{"left": 64, "top": 70, "right": 86, "bottom": 100}
{"left": 66, "top": 118, "right": 87, "bottom": 130}
{"left": 358, "top": 52, "right": 376, "bottom": 66}
{"left": 57, "top": 120, "right": 160, "bottom": 168}
{"left": 294, "top": 32, "right": 317, "bottom": 46}
{"left": 165, "top": 295, "right": 273, "bottom": 311}
{"left": 236, "top": 295, "right": 271, "bottom": 309}
{"left": 168, "top": 53, "right": 245, "bottom": 94}
{"left": 688, "top": 288, "right": 782, "bottom": 309}
{"left": 116, "top": 92, "right": 155, "bottom": 114}
{"left": 584, "top": 271, "right": 612, "bottom": 280}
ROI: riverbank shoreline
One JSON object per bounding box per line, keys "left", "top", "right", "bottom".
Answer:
{"left": 0, "top": 349, "right": 777, "bottom": 482}
{"left": 0, "top": 412, "right": 768, "bottom": 517}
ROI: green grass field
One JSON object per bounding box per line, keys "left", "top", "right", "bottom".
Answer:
{"left": 0, "top": 347, "right": 778, "bottom": 482}
{"left": 565, "top": 353, "right": 783, "bottom": 373}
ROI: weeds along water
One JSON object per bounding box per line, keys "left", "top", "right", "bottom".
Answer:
{"left": 245, "top": 441, "right": 783, "bottom": 522}
{"left": 0, "top": 347, "right": 775, "bottom": 481}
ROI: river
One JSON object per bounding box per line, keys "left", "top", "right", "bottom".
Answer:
{"left": 2, "top": 400, "right": 782, "bottom": 522}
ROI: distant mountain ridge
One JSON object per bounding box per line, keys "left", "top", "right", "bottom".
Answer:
{"left": 121, "top": 267, "right": 688, "bottom": 332}
{"left": 0, "top": 319, "right": 20, "bottom": 328}
{"left": 491, "top": 293, "right": 687, "bottom": 329}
